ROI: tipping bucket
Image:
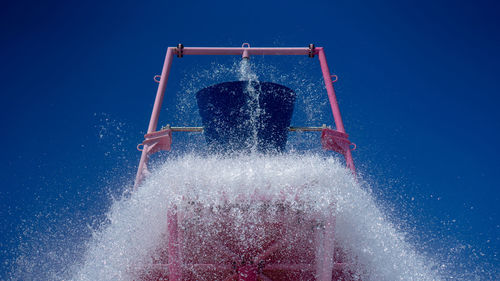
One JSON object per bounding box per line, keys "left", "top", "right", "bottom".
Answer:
{"left": 196, "top": 81, "right": 296, "bottom": 153}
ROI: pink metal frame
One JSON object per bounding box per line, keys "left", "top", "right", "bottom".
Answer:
{"left": 135, "top": 44, "right": 356, "bottom": 188}
{"left": 135, "top": 44, "right": 355, "bottom": 280}
{"left": 158, "top": 208, "right": 345, "bottom": 281}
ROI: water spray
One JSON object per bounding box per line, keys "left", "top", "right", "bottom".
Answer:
{"left": 72, "top": 44, "right": 442, "bottom": 281}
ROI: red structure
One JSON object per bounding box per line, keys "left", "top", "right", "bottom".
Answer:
{"left": 134, "top": 44, "right": 357, "bottom": 280}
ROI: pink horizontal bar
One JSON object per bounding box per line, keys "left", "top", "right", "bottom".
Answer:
{"left": 264, "top": 262, "right": 345, "bottom": 271}
{"left": 264, "top": 263, "right": 314, "bottom": 271}
{"left": 146, "top": 263, "right": 233, "bottom": 271}
{"left": 259, "top": 273, "right": 274, "bottom": 281}
{"left": 188, "top": 264, "right": 234, "bottom": 271}
{"left": 172, "top": 47, "right": 321, "bottom": 56}
{"left": 139, "top": 262, "right": 346, "bottom": 273}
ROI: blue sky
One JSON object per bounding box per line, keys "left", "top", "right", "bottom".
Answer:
{"left": 1, "top": 0, "right": 499, "bottom": 279}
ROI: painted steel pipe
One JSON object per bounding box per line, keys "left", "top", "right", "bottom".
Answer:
{"left": 134, "top": 48, "right": 175, "bottom": 188}
{"left": 167, "top": 209, "right": 182, "bottom": 281}
{"left": 177, "top": 47, "right": 313, "bottom": 56}
{"left": 317, "top": 48, "right": 346, "bottom": 133}
{"left": 148, "top": 48, "right": 175, "bottom": 133}
{"left": 162, "top": 126, "right": 327, "bottom": 132}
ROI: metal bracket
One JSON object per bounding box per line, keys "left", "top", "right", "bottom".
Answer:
{"left": 308, "top": 43, "right": 315, "bottom": 58}
{"left": 176, "top": 43, "right": 184, "bottom": 58}
{"left": 138, "top": 126, "right": 173, "bottom": 154}
{"left": 320, "top": 128, "right": 350, "bottom": 155}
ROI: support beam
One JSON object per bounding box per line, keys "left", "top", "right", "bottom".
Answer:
{"left": 134, "top": 48, "right": 175, "bottom": 188}
{"left": 317, "top": 48, "right": 346, "bottom": 133}
{"left": 179, "top": 47, "right": 312, "bottom": 56}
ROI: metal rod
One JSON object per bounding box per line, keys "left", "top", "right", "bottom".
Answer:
{"left": 168, "top": 126, "right": 204, "bottom": 132}
{"left": 134, "top": 147, "right": 149, "bottom": 189}
{"left": 162, "top": 126, "right": 328, "bottom": 132}
{"left": 180, "top": 47, "right": 312, "bottom": 56}
{"left": 289, "top": 126, "right": 325, "bottom": 132}
{"left": 320, "top": 213, "right": 336, "bottom": 281}
{"left": 167, "top": 209, "right": 182, "bottom": 281}
{"left": 317, "top": 48, "right": 346, "bottom": 133}
{"left": 186, "top": 264, "right": 233, "bottom": 271}
{"left": 148, "top": 48, "right": 175, "bottom": 133}
{"left": 264, "top": 263, "right": 315, "bottom": 271}
{"left": 345, "top": 148, "right": 356, "bottom": 173}
{"left": 134, "top": 48, "right": 175, "bottom": 188}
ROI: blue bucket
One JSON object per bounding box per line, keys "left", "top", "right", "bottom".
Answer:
{"left": 196, "top": 81, "right": 296, "bottom": 153}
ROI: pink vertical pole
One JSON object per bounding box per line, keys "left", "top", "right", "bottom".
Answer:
{"left": 317, "top": 48, "right": 345, "bottom": 133}
{"left": 317, "top": 48, "right": 356, "bottom": 173}
{"left": 345, "top": 148, "right": 356, "bottom": 173}
{"left": 134, "top": 47, "right": 175, "bottom": 188}
{"left": 147, "top": 47, "right": 175, "bottom": 133}
{"left": 315, "top": 212, "right": 336, "bottom": 281}
{"left": 167, "top": 208, "right": 182, "bottom": 280}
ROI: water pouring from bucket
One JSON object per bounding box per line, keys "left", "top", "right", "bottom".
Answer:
{"left": 195, "top": 79, "right": 296, "bottom": 154}
{"left": 72, "top": 44, "right": 446, "bottom": 281}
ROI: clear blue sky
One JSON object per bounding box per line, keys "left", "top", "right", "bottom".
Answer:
{"left": 1, "top": 0, "right": 498, "bottom": 279}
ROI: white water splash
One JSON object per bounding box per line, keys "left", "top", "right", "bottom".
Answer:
{"left": 72, "top": 153, "right": 440, "bottom": 280}
{"left": 73, "top": 60, "right": 440, "bottom": 280}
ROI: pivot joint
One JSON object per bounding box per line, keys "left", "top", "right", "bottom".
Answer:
{"left": 308, "top": 43, "right": 315, "bottom": 58}
{"left": 176, "top": 43, "right": 184, "bottom": 58}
